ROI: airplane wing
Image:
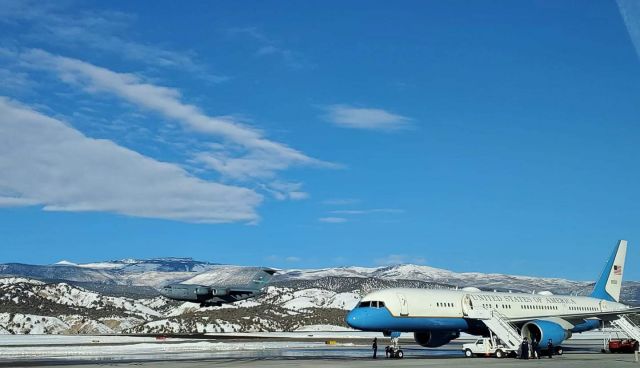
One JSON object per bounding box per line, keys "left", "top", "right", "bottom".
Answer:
{"left": 507, "top": 307, "right": 640, "bottom": 324}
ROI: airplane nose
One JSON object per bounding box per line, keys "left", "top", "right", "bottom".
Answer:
{"left": 159, "top": 287, "right": 171, "bottom": 297}
{"left": 345, "top": 309, "right": 362, "bottom": 329}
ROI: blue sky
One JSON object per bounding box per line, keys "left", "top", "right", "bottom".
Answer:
{"left": 1, "top": 0, "right": 640, "bottom": 281}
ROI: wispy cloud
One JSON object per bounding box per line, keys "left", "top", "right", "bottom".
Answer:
{"left": 0, "top": 1, "right": 226, "bottom": 81}
{"left": 265, "top": 255, "right": 302, "bottom": 263}
{"left": 18, "top": 49, "right": 335, "bottom": 181}
{"left": 322, "top": 104, "right": 412, "bottom": 131}
{"left": 617, "top": 0, "right": 640, "bottom": 62}
{"left": 318, "top": 217, "right": 348, "bottom": 223}
{"left": 375, "top": 254, "right": 426, "bottom": 266}
{"left": 0, "top": 67, "right": 33, "bottom": 93}
{"left": 0, "top": 97, "right": 261, "bottom": 223}
{"left": 229, "top": 27, "right": 306, "bottom": 69}
{"left": 322, "top": 198, "right": 360, "bottom": 206}
{"left": 260, "top": 181, "right": 309, "bottom": 201}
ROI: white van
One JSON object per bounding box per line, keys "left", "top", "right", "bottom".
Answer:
{"left": 463, "top": 337, "right": 515, "bottom": 358}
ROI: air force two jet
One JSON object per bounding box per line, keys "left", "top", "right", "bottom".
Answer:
{"left": 346, "top": 240, "right": 638, "bottom": 355}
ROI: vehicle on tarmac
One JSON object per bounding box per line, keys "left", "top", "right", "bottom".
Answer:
{"left": 463, "top": 337, "right": 515, "bottom": 358}
{"left": 384, "top": 345, "right": 404, "bottom": 359}
{"left": 608, "top": 338, "right": 639, "bottom": 353}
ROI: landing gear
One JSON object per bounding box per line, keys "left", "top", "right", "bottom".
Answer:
{"left": 385, "top": 336, "right": 404, "bottom": 359}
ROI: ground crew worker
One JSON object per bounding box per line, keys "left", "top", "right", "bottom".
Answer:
{"left": 520, "top": 338, "right": 529, "bottom": 359}
{"left": 532, "top": 339, "right": 540, "bottom": 359}
{"left": 547, "top": 339, "right": 554, "bottom": 358}
{"left": 372, "top": 337, "right": 378, "bottom": 359}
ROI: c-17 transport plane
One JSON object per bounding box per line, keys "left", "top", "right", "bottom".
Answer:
{"left": 346, "top": 240, "right": 640, "bottom": 358}
{"left": 160, "top": 267, "right": 276, "bottom": 307}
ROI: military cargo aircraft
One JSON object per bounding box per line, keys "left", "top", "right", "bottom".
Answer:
{"left": 160, "top": 267, "right": 277, "bottom": 307}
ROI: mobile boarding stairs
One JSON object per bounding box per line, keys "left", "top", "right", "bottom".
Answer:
{"left": 468, "top": 309, "right": 640, "bottom": 354}
{"left": 466, "top": 308, "right": 522, "bottom": 352}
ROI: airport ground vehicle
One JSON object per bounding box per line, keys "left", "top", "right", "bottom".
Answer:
{"left": 462, "top": 337, "right": 515, "bottom": 358}
{"left": 384, "top": 344, "right": 404, "bottom": 359}
{"left": 608, "top": 339, "right": 639, "bottom": 353}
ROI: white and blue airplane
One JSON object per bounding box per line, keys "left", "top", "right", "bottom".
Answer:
{"left": 346, "top": 240, "right": 638, "bottom": 352}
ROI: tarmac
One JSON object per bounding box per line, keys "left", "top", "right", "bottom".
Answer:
{"left": 3, "top": 353, "right": 640, "bottom": 368}
{"left": 1, "top": 336, "right": 638, "bottom": 367}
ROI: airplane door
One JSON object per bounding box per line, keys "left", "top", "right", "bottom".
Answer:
{"left": 397, "top": 293, "right": 409, "bottom": 316}
{"left": 600, "top": 300, "right": 608, "bottom": 312}
{"left": 462, "top": 294, "right": 473, "bottom": 316}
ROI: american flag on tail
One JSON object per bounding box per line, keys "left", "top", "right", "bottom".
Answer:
{"left": 614, "top": 265, "right": 622, "bottom": 275}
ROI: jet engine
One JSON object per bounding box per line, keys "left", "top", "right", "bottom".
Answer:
{"left": 160, "top": 284, "right": 230, "bottom": 302}
{"left": 521, "top": 320, "right": 571, "bottom": 346}
{"left": 414, "top": 331, "right": 460, "bottom": 347}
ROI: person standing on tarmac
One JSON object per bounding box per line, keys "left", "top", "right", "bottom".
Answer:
{"left": 547, "top": 339, "right": 554, "bottom": 358}
{"left": 372, "top": 337, "right": 378, "bottom": 359}
{"left": 520, "top": 338, "right": 529, "bottom": 359}
{"left": 531, "top": 339, "right": 540, "bottom": 359}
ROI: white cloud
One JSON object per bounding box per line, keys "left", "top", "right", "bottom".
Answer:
{"left": 375, "top": 254, "right": 426, "bottom": 266}
{"left": 617, "top": 0, "right": 640, "bottom": 61}
{"left": 289, "top": 191, "right": 310, "bottom": 200}
{"left": 19, "top": 49, "right": 335, "bottom": 180}
{"left": 260, "top": 181, "right": 309, "bottom": 201}
{"left": 322, "top": 104, "right": 412, "bottom": 131}
{"left": 318, "top": 217, "right": 348, "bottom": 223}
{"left": 285, "top": 256, "right": 301, "bottom": 263}
{"left": 0, "top": 97, "right": 261, "bottom": 223}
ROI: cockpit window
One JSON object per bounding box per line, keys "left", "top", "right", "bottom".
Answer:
{"left": 358, "top": 301, "right": 386, "bottom": 308}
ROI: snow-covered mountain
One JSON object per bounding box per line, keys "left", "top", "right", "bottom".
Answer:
{"left": 1, "top": 258, "right": 639, "bottom": 335}
{"left": 0, "top": 258, "right": 598, "bottom": 293}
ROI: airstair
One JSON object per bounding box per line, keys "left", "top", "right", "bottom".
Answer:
{"left": 612, "top": 316, "right": 640, "bottom": 341}
{"left": 467, "top": 309, "right": 521, "bottom": 351}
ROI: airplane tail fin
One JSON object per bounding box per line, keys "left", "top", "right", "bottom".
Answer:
{"left": 250, "top": 268, "right": 277, "bottom": 289}
{"left": 590, "top": 240, "right": 628, "bottom": 302}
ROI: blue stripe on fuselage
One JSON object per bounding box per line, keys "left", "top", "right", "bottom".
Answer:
{"left": 346, "top": 307, "right": 602, "bottom": 336}
{"left": 345, "top": 307, "right": 469, "bottom": 332}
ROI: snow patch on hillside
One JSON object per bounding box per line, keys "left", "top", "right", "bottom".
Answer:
{"left": 268, "top": 288, "right": 359, "bottom": 311}
{"left": 0, "top": 313, "right": 69, "bottom": 334}
{"left": 0, "top": 277, "right": 45, "bottom": 286}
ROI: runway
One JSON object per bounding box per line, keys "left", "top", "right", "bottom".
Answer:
{"left": 25, "top": 355, "right": 640, "bottom": 368}
{"left": 0, "top": 334, "right": 637, "bottom": 368}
